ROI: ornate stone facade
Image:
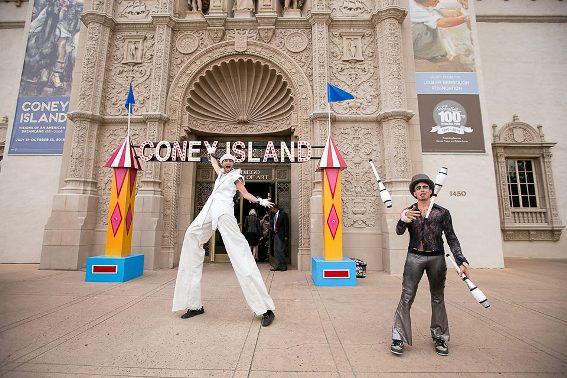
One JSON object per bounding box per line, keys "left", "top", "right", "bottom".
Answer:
{"left": 41, "top": 0, "right": 416, "bottom": 272}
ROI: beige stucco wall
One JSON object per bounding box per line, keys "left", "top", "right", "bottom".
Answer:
{"left": 0, "top": 1, "right": 63, "bottom": 263}
{"left": 475, "top": 1, "right": 567, "bottom": 258}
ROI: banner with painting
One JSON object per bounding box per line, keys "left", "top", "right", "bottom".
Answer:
{"left": 410, "top": 0, "right": 485, "bottom": 153}
{"left": 9, "top": 0, "right": 83, "bottom": 155}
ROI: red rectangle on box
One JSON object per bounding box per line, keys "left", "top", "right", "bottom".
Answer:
{"left": 92, "top": 265, "right": 118, "bottom": 274}
{"left": 323, "top": 269, "right": 350, "bottom": 278}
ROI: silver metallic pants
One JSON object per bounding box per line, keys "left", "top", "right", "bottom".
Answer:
{"left": 392, "top": 252, "right": 448, "bottom": 345}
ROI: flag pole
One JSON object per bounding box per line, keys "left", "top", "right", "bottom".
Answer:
{"left": 127, "top": 104, "right": 131, "bottom": 137}
{"left": 327, "top": 101, "right": 331, "bottom": 137}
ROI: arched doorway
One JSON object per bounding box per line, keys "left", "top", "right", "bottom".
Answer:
{"left": 167, "top": 42, "right": 314, "bottom": 270}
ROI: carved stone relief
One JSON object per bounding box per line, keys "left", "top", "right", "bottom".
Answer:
{"left": 170, "top": 31, "right": 209, "bottom": 85}
{"left": 103, "top": 32, "right": 155, "bottom": 116}
{"left": 335, "top": 124, "right": 381, "bottom": 228}
{"left": 329, "top": 30, "right": 378, "bottom": 115}
{"left": 272, "top": 29, "right": 312, "bottom": 81}
{"left": 225, "top": 28, "right": 259, "bottom": 43}
{"left": 123, "top": 36, "right": 145, "bottom": 64}
{"left": 330, "top": 0, "right": 372, "bottom": 17}
{"left": 176, "top": 33, "right": 200, "bottom": 55}
{"left": 116, "top": 0, "right": 155, "bottom": 20}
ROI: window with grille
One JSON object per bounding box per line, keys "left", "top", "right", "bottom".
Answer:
{"left": 492, "top": 116, "right": 563, "bottom": 241}
{"left": 506, "top": 159, "right": 538, "bottom": 208}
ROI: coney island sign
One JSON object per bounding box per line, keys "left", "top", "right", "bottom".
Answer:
{"left": 138, "top": 140, "right": 314, "bottom": 163}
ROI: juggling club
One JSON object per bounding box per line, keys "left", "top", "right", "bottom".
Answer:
{"left": 425, "top": 166, "right": 448, "bottom": 219}
{"left": 446, "top": 253, "right": 491, "bottom": 308}
{"left": 369, "top": 159, "right": 392, "bottom": 208}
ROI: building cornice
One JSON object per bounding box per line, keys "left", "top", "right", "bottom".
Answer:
{"left": 0, "top": 21, "right": 25, "bottom": 29}
{"left": 476, "top": 15, "right": 567, "bottom": 23}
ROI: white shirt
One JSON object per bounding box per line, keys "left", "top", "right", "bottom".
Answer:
{"left": 194, "top": 168, "right": 244, "bottom": 230}
{"left": 410, "top": 0, "right": 442, "bottom": 29}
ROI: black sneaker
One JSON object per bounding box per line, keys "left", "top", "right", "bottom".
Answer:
{"left": 261, "top": 310, "right": 275, "bottom": 327}
{"left": 390, "top": 339, "right": 404, "bottom": 355}
{"left": 434, "top": 338, "right": 448, "bottom": 356}
{"left": 181, "top": 307, "right": 204, "bottom": 319}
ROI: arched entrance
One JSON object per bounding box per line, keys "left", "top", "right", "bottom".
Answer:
{"left": 168, "top": 45, "right": 313, "bottom": 268}
{"left": 193, "top": 148, "right": 291, "bottom": 265}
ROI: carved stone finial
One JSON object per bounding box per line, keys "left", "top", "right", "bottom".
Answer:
{"left": 537, "top": 124, "right": 544, "bottom": 141}
{"left": 512, "top": 114, "right": 519, "bottom": 122}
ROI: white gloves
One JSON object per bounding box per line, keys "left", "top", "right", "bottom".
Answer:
{"left": 256, "top": 197, "right": 271, "bottom": 208}
{"left": 207, "top": 146, "right": 216, "bottom": 155}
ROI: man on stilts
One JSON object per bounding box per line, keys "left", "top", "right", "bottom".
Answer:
{"left": 172, "top": 147, "right": 276, "bottom": 327}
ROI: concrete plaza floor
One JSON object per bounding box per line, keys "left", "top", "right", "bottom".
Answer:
{"left": 0, "top": 258, "right": 566, "bottom": 377}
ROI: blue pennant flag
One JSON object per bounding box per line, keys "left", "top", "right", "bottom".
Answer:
{"left": 124, "top": 83, "right": 135, "bottom": 114}
{"left": 327, "top": 83, "right": 354, "bottom": 103}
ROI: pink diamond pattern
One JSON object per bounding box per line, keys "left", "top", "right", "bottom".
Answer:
{"left": 110, "top": 203, "right": 122, "bottom": 237}
{"left": 125, "top": 205, "right": 133, "bottom": 235}
{"left": 115, "top": 168, "right": 127, "bottom": 197}
{"left": 326, "top": 168, "right": 339, "bottom": 198}
{"left": 129, "top": 169, "right": 137, "bottom": 195}
{"left": 326, "top": 204, "right": 340, "bottom": 239}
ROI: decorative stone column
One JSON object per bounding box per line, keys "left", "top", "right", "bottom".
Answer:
{"left": 133, "top": 13, "right": 174, "bottom": 269}
{"left": 40, "top": 10, "right": 114, "bottom": 270}
{"left": 372, "top": 3, "right": 415, "bottom": 273}
{"left": 306, "top": 7, "right": 331, "bottom": 270}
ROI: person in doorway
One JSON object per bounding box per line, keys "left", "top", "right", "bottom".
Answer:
{"left": 270, "top": 203, "right": 288, "bottom": 271}
{"left": 244, "top": 208, "right": 262, "bottom": 261}
{"left": 390, "top": 173, "right": 470, "bottom": 356}
{"left": 259, "top": 213, "right": 271, "bottom": 262}
{"left": 172, "top": 148, "right": 276, "bottom": 327}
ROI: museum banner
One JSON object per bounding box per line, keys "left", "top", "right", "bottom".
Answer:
{"left": 409, "top": 0, "right": 485, "bottom": 153}
{"left": 9, "top": 0, "right": 83, "bottom": 155}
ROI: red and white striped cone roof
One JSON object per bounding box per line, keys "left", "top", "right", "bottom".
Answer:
{"left": 318, "top": 135, "right": 347, "bottom": 170}
{"left": 105, "top": 135, "right": 142, "bottom": 170}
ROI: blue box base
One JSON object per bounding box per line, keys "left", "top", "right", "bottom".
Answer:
{"left": 311, "top": 256, "right": 356, "bottom": 286}
{"left": 85, "top": 254, "right": 144, "bottom": 282}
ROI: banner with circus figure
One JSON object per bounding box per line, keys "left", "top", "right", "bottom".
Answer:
{"left": 9, "top": 0, "right": 83, "bottom": 155}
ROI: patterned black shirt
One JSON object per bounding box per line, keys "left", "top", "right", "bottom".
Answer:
{"left": 396, "top": 203, "right": 468, "bottom": 266}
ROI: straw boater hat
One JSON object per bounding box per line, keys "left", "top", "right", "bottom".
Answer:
{"left": 220, "top": 153, "right": 236, "bottom": 163}
{"left": 409, "top": 173, "right": 434, "bottom": 198}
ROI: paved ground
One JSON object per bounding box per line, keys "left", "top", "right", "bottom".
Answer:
{"left": 0, "top": 258, "right": 566, "bottom": 377}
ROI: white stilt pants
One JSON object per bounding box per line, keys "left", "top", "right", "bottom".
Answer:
{"left": 172, "top": 210, "right": 275, "bottom": 316}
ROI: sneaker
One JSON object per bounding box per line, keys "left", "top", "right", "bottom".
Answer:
{"left": 434, "top": 338, "right": 448, "bottom": 356}
{"left": 261, "top": 310, "right": 275, "bottom": 327}
{"left": 390, "top": 339, "right": 404, "bottom": 355}
{"left": 181, "top": 307, "right": 204, "bottom": 319}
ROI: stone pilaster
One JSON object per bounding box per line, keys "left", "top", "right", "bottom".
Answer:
{"left": 40, "top": 11, "right": 114, "bottom": 270}
{"left": 134, "top": 14, "right": 175, "bottom": 269}
{"left": 372, "top": 4, "right": 415, "bottom": 273}
{"left": 306, "top": 113, "right": 330, "bottom": 270}
{"left": 306, "top": 9, "right": 331, "bottom": 268}
{"left": 308, "top": 10, "right": 331, "bottom": 113}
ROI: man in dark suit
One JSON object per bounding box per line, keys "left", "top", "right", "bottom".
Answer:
{"left": 270, "top": 204, "right": 288, "bottom": 271}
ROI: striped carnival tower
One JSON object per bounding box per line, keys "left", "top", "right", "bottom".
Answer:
{"left": 311, "top": 135, "right": 356, "bottom": 286}
{"left": 85, "top": 135, "right": 144, "bottom": 282}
